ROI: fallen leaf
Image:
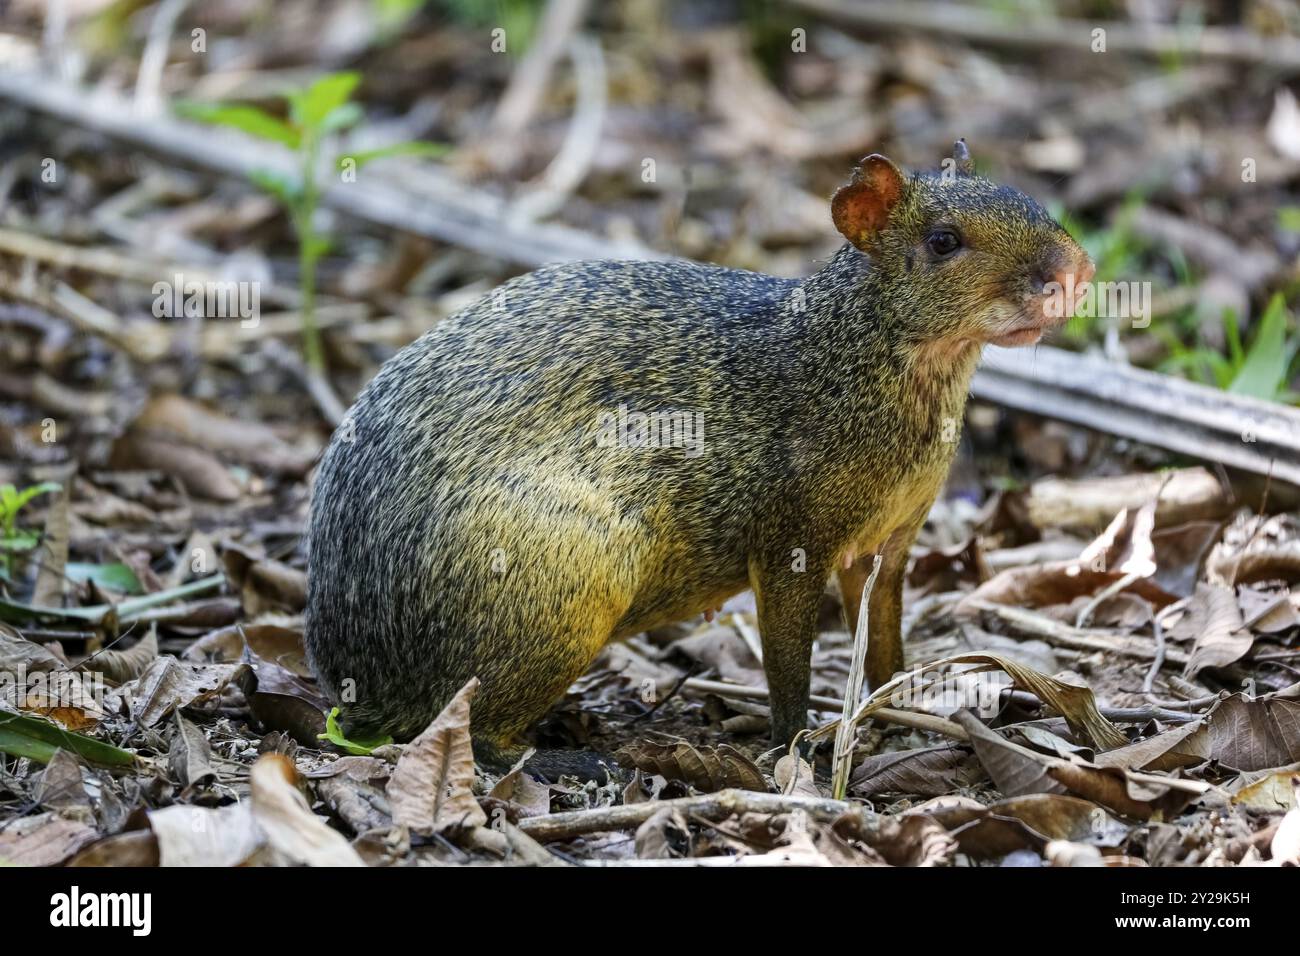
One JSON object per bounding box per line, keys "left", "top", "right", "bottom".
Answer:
{"left": 387, "top": 678, "right": 486, "bottom": 834}
{"left": 248, "top": 753, "right": 365, "bottom": 866}
{"left": 615, "top": 735, "right": 768, "bottom": 793}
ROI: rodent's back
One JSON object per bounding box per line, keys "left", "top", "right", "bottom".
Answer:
{"left": 305, "top": 257, "right": 802, "bottom": 738}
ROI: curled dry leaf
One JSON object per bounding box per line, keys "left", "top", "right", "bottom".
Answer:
{"left": 489, "top": 763, "right": 553, "bottom": 818}
{"left": 1095, "top": 692, "right": 1300, "bottom": 774}
{"left": 249, "top": 753, "right": 365, "bottom": 866}
{"left": 221, "top": 541, "right": 307, "bottom": 614}
{"left": 1176, "top": 583, "right": 1252, "bottom": 678}
{"left": 955, "top": 561, "right": 1176, "bottom": 619}
{"left": 169, "top": 711, "right": 214, "bottom": 789}
{"left": 148, "top": 802, "right": 264, "bottom": 867}
{"left": 774, "top": 754, "right": 820, "bottom": 797}
{"left": 614, "top": 735, "right": 768, "bottom": 793}
{"left": 953, "top": 711, "right": 1205, "bottom": 821}
{"left": 911, "top": 793, "right": 1124, "bottom": 859}
{"left": 635, "top": 806, "right": 691, "bottom": 859}
{"left": 831, "top": 810, "right": 956, "bottom": 867}
{"left": 118, "top": 656, "right": 253, "bottom": 728}
{"left": 386, "top": 677, "right": 486, "bottom": 834}
{"left": 1208, "top": 513, "right": 1300, "bottom": 586}
{"left": 87, "top": 629, "right": 158, "bottom": 684}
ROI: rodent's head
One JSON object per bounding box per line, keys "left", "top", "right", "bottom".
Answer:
{"left": 831, "top": 141, "right": 1094, "bottom": 348}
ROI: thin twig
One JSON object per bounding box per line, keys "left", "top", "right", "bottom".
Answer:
{"left": 831, "top": 554, "right": 881, "bottom": 800}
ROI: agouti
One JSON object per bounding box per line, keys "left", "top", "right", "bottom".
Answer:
{"left": 305, "top": 142, "right": 1094, "bottom": 774}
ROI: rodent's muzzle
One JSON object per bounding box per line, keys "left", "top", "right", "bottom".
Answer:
{"left": 991, "top": 248, "right": 1095, "bottom": 348}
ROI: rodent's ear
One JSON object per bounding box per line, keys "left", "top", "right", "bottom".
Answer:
{"left": 952, "top": 139, "right": 974, "bottom": 175}
{"left": 831, "top": 154, "right": 905, "bottom": 252}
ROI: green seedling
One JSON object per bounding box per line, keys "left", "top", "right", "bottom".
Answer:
{"left": 0, "top": 482, "right": 59, "bottom": 580}
{"left": 320, "top": 706, "right": 393, "bottom": 755}
{"left": 178, "top": 73, "right": 446, "bottom": 371}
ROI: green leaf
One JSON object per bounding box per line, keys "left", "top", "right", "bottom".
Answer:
{"left": 318, "top": 707, "right": 392, "bottom": 755}
{"left": 0, "top": 711, "right": 136, "bottom": 766}
{"left": 175, "top": 101, "right": 301, "bottom": 149}
{"left": 1230, "top": 295, "right": 1292, "bottom": 401}
{"left": 320, "top": 102, "right": 364, "bottom": 134}
{"left": 248, "top": 168, "right": 303, "bottom": 206}
{"left": 0, "top": 532, "right": 39, "bottom": 552}
{"left": 290, "top": 72, "right": 361, "bottom": 130}
{"left": 1278, "top": 207, "right": 1300, "bottom": 233}
{"left": 337, "top": 140, "right": 449, "bottom": 171}
{"left": 0, "top": 482, "right": 60, "bottom": 521}
{"left": 65, "top": 562, "right": 142, "bottom": 594}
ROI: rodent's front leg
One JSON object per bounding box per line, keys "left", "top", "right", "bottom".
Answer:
{"left": 748, "top": 550, "right": 827, "bottom": 749}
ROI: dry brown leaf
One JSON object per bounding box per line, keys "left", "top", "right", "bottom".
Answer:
{"left": 1096, "top": 693, "right": 1300, "bottom": 773}
{"left": 635, "top": 806, "right": 691, "bottom": 859}
{"left": 849, "top": 745, "right": 985, "bottom": 798}
{"left": 774, "top": 754, "right": 820, "bottom": 797}
{"left": 66, "top": 830, "right": 161, "bottom": 867}
{"left": 912, "top": 792, "right": 1123, "bottom": 859}
{"left": 1177, "top": 583, "right": 1252, "bottom": 678}
{"left": 169, "top": 711, "right": 214, "bottom": 789}
{"left": 386, "top": 677, "right": 486, "bottom": 834}
{"left": 119, "top": 656, "right": 253, "bottom": 727}
{"left": 953, "top": 711, "right": 1205, "bottom": 821}
{"left": 0, "top": 813, "right": 99, "bottom": 866}
{"left": 614, "top": 735, "right": 768, "bottom": 793}
{"left": 1208, "top": 513, "right": 1300, "bottom": 586}
{"left": 249, "top": 753, "right": 364, "bottom": 866}
{"left": 89, "top": 629, "right": 158, "bottom": 684}
{"left": 955, "top": 561, "right": 1177, "bottom": 617}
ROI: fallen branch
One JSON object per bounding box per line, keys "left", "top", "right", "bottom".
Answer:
{"left": 974, "top": 345, "right": 1300, "bottom": 487}
{"left": 0, "top": 70, "right": 661, "bottom": 270}
{"left": 792, "top": 0, "right": 1300, "bottom": 71}
{"left": 517, "top": 788, "right": 874, "bottom": 842}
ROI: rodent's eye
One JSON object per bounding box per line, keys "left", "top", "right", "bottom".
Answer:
{"left": 926, "top": 230, "right": 961, "bottom": 258}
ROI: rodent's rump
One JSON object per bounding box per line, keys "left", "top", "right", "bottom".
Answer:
{"left": 305, "top": 142, "right": 1094, "bottom": 765}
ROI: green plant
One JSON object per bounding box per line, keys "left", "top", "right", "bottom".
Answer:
{"left": 319, "top": 706, "right": 393, "bottom": 755}
{"left": 177, "top": 74, "right": 446, "bottom": 371}
{"left": 1159, "top": 295, "right": 1300, "bottom": 403}
{"left": 0, "top": 482, "right": 59, "bottom": 579}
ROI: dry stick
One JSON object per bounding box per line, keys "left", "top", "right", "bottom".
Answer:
{"left": 681, "top": 678, "right": 969, "bottom": 741}
{"left": 0, "top": 71, "right": 660, "bottom": 270}
{"left": 831, "top": 554, "right": 882, "bottom": 800}
{"left": 485, "top": 0, "right": 591, "bottom": 147}
{"left": 791, "top": 0, "right": 1300, "bottom": 70}
{"left": 507, "top": 34, "right": 607, "bottom": 225}
{"left": 1143, "top": 613, "right": 1167, "bottom": 696}
{"left": 517, "top": 788, "right": 873, "bottom": 843}
{"left": 966, "top": 599, "right": 1191, "bottom": 667}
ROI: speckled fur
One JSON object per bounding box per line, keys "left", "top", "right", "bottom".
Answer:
{"left": 305, "top": 157, "right": 1089, "bottom": 760}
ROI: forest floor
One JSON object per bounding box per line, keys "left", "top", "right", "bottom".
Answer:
{"left": 1, "top": 0, "right": 1299, "bottom": 866}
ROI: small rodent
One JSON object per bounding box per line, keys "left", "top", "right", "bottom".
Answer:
{"left": 305, "top": 141, "right": 1093, "bottom": 777}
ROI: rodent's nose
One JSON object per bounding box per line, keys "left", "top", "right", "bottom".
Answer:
{"left": 1045, "top": 254, "right": 1094, "bottom": 293}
